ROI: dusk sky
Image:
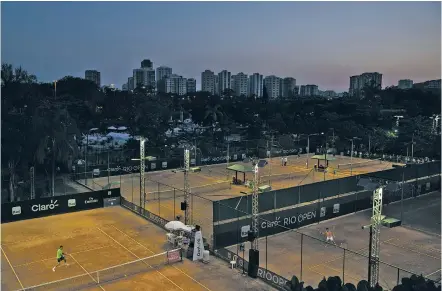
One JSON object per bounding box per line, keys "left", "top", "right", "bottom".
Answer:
{"left": 2, "top": 1, "right": 441, "bottom": 92}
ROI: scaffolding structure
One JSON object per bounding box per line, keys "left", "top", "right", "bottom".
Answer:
{"left": 140, "top": 139, "right": 146, "bottom": 209}
{"left": 251, "top": 163, "right": 259, "bottom": 250}
{"left": 369, "top": 187, "right": 383, "bottom": 286}
{"left": 184, "top": 149, "right": 191, "bottom": 225}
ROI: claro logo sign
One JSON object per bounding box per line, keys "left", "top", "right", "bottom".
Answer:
{"left": 31, "top": 200, "right": 59, "bottom": 212}
{"left": 85, "top": 197, "right": 99, "bottom": 204}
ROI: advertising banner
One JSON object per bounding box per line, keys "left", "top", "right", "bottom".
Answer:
{"left": 1, "top": 189, "right": 120, "bottom": 223}
{"left": 214, "top": 248, "right": 289, "bottom": 290}
{"left": 192, "top": 231, "right": 205, "bottom": 261}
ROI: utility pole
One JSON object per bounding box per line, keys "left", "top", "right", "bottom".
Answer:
{"left": 368, "top": 136, "right": 371, "bottom": 154}
{"left": 194, "top": 138, "right": 197, "bottom": 166}
{"left": 107, "top": 150, "right": 110, "bottom": 184}
{"left": 30, "top": 167, "right": 35, "bottom": 200}
{"left": 348, "top": 137, "right": 360, "bottom": 176}
{"left": 226, "top": 141, "right": 230, "bottom": 180}
{"left": 411, "top": 133, "right": 414, "bottom": 160}
{"left": 184, "top": 149, "right": 191, "bottom": 225}
{"left": 52, "top": 138, "right": 56, "bottom": 196}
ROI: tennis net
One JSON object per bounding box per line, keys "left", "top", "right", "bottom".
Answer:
{"left": 337, "top": 158, "right": 382, "bottom": 170}
{"left": 16, "top": 248, "right": 182, "bottom": 291}
{"left": 147, "top": 180, "right": 231, "bottom": 201}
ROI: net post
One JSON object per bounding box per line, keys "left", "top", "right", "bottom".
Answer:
{"left": 173, "top": 188, "right": 176, "bottom": 218}
{"left": 300, "top": 233, "right": 303, "bottom": 281}
{"left": 166, "top": 250, "right": 169, "bottom": 264}
{"left": 342, "top": 248, "right": 346, "bottom": 284}
{"left": 97, "top": 270, "right": 100, "bottom": 284}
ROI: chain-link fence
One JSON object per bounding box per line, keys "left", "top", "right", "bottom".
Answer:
{"left": 1, "top": 175, "right": 93, "bottom": 203}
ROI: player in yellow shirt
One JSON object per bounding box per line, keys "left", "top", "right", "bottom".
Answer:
{"left": 52, "top": 245, "right": 68, "bottom": 272}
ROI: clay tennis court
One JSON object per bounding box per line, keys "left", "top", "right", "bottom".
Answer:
{"left": 1, "top": 207, "right": 276, "bottom": 291}
{"left": 226, "top": 191, "right": 441, "bottom": 289}
{"left": 79, "top": 155, "right": 394, "bottom": 243}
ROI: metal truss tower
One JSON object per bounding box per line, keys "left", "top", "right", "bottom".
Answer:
{"left": 140, "top": 139, "right": 146, "bottom": 209}
{"left": 184, "top": 149, "right": 192, "bottom": 225}
{"left": 251, "top": 163, "right": 259, "bottom": 250}
{"left": 369, "top": 187, "right": 383, "bottom": 287}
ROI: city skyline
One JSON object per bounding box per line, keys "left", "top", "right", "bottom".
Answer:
{"left": 2, "top": 2, "right": 441, "bottom": 92}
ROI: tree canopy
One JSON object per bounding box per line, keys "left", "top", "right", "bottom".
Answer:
{"left": 1, "top": 63, "right": 440, "bottom": 201}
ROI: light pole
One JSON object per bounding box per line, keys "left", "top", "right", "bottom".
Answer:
{"left": 329, "top": 128, "right": 335, "bottom": 151}
{"left": 411, "top": 133, "right": 415, "bottom": 160}
{"left": 54, "top": 80, "right": 57, "bottom": 99}
{"left": 131, "top": 137, "right": 151, "bottom": 209}
{"left": 305, "top": 133, "right": 321, "bottom": 168}
{"left": 347, "top": 137, "right": 361, "bottom": 176}
{"left": 84, "top": 128, "right": 98, "bottom": 185}
{"left": 368, "top": 135, "right": 371, "bottom": 154}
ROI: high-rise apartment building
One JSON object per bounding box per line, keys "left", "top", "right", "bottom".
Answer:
{"left": 141, "top": 59, "right": 153, "bottom": 69}
{"left": 85, "top": 70, "right": 101, "bottom": 87}
{"left": 248, "top": 73, "right": 263, "bottom": 98}
{"left": 349, "top": 75, "right": 360, "bottom": 96}
{"left": 299, "top": 85, "right": 319, "bottom": 97}
{"left": 133, "top": 68, "right": 156, "bottom": 90}
{"left": 349, "top": 72, "right": 382, "bottom": 96}
{"left": 186, "top": 78, "right": 196, "bottom": 93}
{"left": 218, "top": 70, "right": 231, "bottom": 95}
{"left": 127, "top": 77, "right": 134, "bottom": 91}
{"left": 201, "top": 70, "right": 215, "bottom": 94}
{"left": 214, "top": 75, "right": 219, "bottom": 95}
{"left": 156, "top": 66, "right": 172, "bottom": 81}
{"left": 264, "top": 75, "right": 282, "bottom": 99}
{"left": 398, "top": 79, "right": 413, "bottom": 89}
{"left": 157, "top": 74, "right": 187, "bottom": 95}
{"left": 232, "top": 72, "right": 248, "bottom": 97}
{"left": 293, "top": 85, "right": 300, "bottom": 97}
{"left": 281, "top": 77, "right": 297, "bottom": 98}
{"left": 413, "top": 79, "right": 441, "bottom": 91}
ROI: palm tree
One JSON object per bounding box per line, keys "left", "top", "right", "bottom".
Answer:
{"left": 32, "top": 104, "right": 80, "bottom": 195}
{"left": 1, "top": 64, "right": 37, "bottom": 201}
{"left": 1, "top": 63, "right": 37, "bottom": 85}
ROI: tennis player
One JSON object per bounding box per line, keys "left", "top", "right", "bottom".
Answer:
{"left": 52, "top": 245, "right": 68, "bottom": 272}
{"left": 322, "top": 228, "right": 337, "bottom": 246}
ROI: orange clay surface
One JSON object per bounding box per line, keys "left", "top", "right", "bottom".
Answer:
{"left": 1, "top": 207, "right": 276, "bottom": 291}
{"left": 78, "top": 155, "right": 395, "bottom": 244}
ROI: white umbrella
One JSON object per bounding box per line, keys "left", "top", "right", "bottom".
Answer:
{"left": 165, "top": 221, "right": 186, "bottom": 231}
{"left": 180, "top": 225, "right": 194, "bottom": 233}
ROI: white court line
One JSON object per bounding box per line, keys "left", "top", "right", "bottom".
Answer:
{"left": 13, "top": 245, "right": 113, "bottom": 268}
{"left": 69, "top": 254, "right": 105, "bottom": 291}
{"left": 97, "top": 227, "right": 184, "bottom": 291}
{"left": 425, "top": 268, "right": 441, "bottom": 278}
{"left": 110, "top": 225, "right": 213, "bottom": 291}
{"left": 383, "top": 240, "right": 441, "bottom": 260}
{"left": 1, "top": 246, "right": 24, "bottom": 289}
